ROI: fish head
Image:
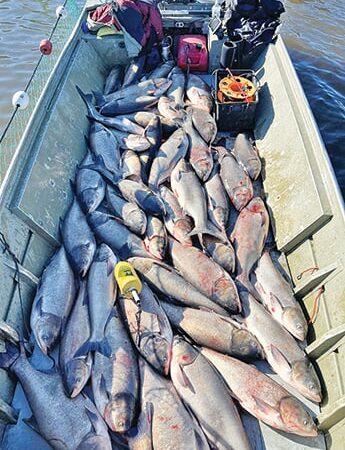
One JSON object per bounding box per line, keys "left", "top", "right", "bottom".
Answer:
{"left": 232, "top": 186, "right": 252, "bottom": 211}
{"left": 77, "top": 436, "right": 111, "bottom": 450}
{"left": 146, "top": 236, "right": 166, "bottom": 260}
{"left": 154, "top": 78, "right": 172, "bottom": 95}
{"left": 213, "top": 277, "right": 241, "bottom": 314}
{"left": 247, "top": 197, "right": 266, "bottom": 214}
{"left": 94, "top": 243, "right": 116, "bottom": 264}
{"left": 142, "top": 333, "right": 172, "bottom": 375}
{"left": 34, "top": 313, "right": 61, "bottom": 354}
{"left": 126, "top": 208, "right": 147, "bottom": 235}
{"left": 279, "top": 396, "right": 318, "bottom": 437}
{"left": 282, "top": 307, "right": 308, "bottom": 341}
{"left": 172, "top": 336, "right": 198, "bottom": 366}
{"left": 193, "top": 158, "right": 213, "bottom": 182}
{"left": 104, "top": 393, "right": 136, "bottom": 433}
{"left": 290, "top": 359, "right": 322, "bottom": 403}
{"left": 213, "top": 207, "right": 228, "bottom": 231}
{"left": 73, "top": 243, "right": 94, "bottom": 277}
{"left": 231, "top": 329, "right": 263, "bottom": 361}
{"left": 247, "top": 158, "right": 262, "bottom": 180}
{"left": 79, "top": 188, "right": 103, "bottom": 214}
{"left": 63, "top": 359, "right": 90, "bottom": 398}
{"left": 212, "top": 243, "right": 235, "bottom": 273}
{"left": 136, "top": 191, "right": 165, "bottom": 216}
{"left": 173, "top": 220, "right": 193, "bottom": 246}
{"left": 129, "top": 257, "right": 153, "bottom": 274}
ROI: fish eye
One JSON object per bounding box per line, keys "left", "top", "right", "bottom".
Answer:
{"left": 153, "top": 336, "right": 161, "bottom": 343}
{"left": 162, "top": 356, "right": 167, "bottom": 362}
{"left": 309, "top": 383, "right": 316, "bottom": 390}
{"left": 296, "top": 324, "right": 302, "bottom": 330}
{"left": 303, "top": 419, "right": 309, "bottom": 426}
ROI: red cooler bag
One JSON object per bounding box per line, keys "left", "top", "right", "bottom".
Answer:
{"left": 177, "top": 35, "right": 208, "bottom": 72}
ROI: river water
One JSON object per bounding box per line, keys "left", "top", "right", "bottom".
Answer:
{"left": 0, "top": 0, "right": 344, "bottom": 196}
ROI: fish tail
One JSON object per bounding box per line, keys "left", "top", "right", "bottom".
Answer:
{"left": 92, "top": 90, "right": 105, "bottom": 107}
{"left": 188, "top": 226, "right": 225, "bottom": 242}
{"left": 75, "top": 85, "right": 96, "bottom": 118}
{"left": 236, "top": 274, "right": 261, "bottom": 301}
{"left": 0, "top": 340, "right": 20, "bottom": 370}
{"left": 74, "top": 338, "right": 112, "bottom": 358}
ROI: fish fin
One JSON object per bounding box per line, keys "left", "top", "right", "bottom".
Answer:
{"left": 69, "top": 179, "right": 76, "bottom": 194}
{"left": 218, "top": 315, "right": 243, "bottom": 329}
{"left": 253, "top": 397, "right": 280, "bottom": 420}
{"left": 176, "top": 363, "right": 195, "bottom": 393}
{"left": 33, "top": 296, "right": 44, "bottom": 316}
{"left": 269, "top": 344, "right": 292, "bottom": 374}
{"left": 92, "top": 90, "right": 105, "bottom": 107}
{"left": 0, "top": 340, "right": 20, "bottom": 370}
{"left": 23, "top": 415, "right": 40, "bottom": 435}
{"left": 84, "top": 135, "right": 90, "bottom": 148}
{"left": 236, "top": 274, "right": 261, "bottom": 301}
{"left": 188, "top": 226, "right": 225, "bottom": 242}
{"left": 74, "top": 338, "right": 112, "bottom": 358}
{"left": 267, "top": 292, "right": 284, "bottom": 317}
{"left": 100, "top": 373, "right": 111, "bottom": 401}
{"left": 85, "top": 407, "right": 103, "bottom": 434}
{"left": 75, "top": 85, "right": 96, "bottom": 118}
{"left": 58, "top": 217, "right": 64, "bottom": 240}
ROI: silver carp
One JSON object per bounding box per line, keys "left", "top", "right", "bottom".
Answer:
{"left": 122, "top": 55, "right": 146, "bottom": 88}
{"left": 203, "top": 348, "right": 318, "bottom": 437}
{"left": 119, "top": 283, "right": 173, "bottom": 375}
{"left": 60, "top": 280, "right": 91, "bottom": 398}
{"left": 117, "top": 179, "right": 165, "bottom": 216}
{"left": 144, "top": 115, "right": 162, "bottom": 171}
{"left": 240, "top": 290, "right": 322, "bottom": 403}
{"left": 148, "top": 128, "right": 189, "bottom": 190}
{"left": 161, "top": 301, "right": 262, "bottom": 360}
{"left": 0, "top": 341, "right": 111, "bottom": 449}
{"left": 104, "top": 64, "right": 124, "bottom": 95}
{"left": 170, "top": 159, "right": 223, "bottom": 239}
{"left": 217, "top": 146, "right": 253, "bottom": 211}
{"left": 202, "top": 235, "right": 236, "bottom": 275}
{"left": 204, "top": 162, "right": 229, "bottom": 231}
{"left": 139, "top": 357, "right": 210, "bottom": 450}
{"left": 129, "top": 257, "right": 228, "bottom": 315}
{"left": 92, "top": 307, "right": 139, "bottom": 433}
{"left": 88, "top": 211, "right": 151, "bottom": 260}
{"left": 254, "top": 250, "right": 308, "bottom": 341}
{"left": 76, "top": 150, "right": 105, "bottom": 214}
{"left": 100, "top": 95, "right": 160, "bottom": 116}
{"left": 186, "top": 74, "right": 213, "bottom": 112}
{"left": 157, "top": 96, "right": 186, "bottom": 121}
{"left": 60, "top": 194, "right": 96, "bottom": 277}
{"left": 159, "top": 185, "right": 193, "bottom": 246}
{"left": 76, "top": 86, "right": 144, "bottom": 135}
{"left": 170, "top": 238, "right": 241, "bottom": 313}
{"left": 183, "top": 114, "right": 213, "bottom": 181}
{"left": 106, "top": 185, "right": 147, "bottom": 235}
{"left": 232, "top": 132, "right": 262, "bottom": 180}
{"left": 121, "top": 149, "right": 143, "bottom": 182}
{"left": 89, "top": 121, "right": 121, "bottom": 173}
{"left": 231, "top": 197, "right": 269, "bottom": 298}
{"left": 167, "top": 66, "right": 185, "bottom": 109}
{"left": 30, "top": 246, "right": 75, "bottom": 355}
{"left": 149, "top": 60, "right": 175, "bottom": 79}
{"left": 76, "top": 244, "right": 117, "bottom": 357}
{"left": 144, "top": 216, "right": 167, "bottom": 260}
{"left": 187, "top": 106, "right": 217, "bottom": 144}
{"left": 171, "top": 338, "right": 252, "bottom": 450}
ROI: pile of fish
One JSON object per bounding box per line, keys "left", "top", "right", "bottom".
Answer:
{"left": 0, "top": 59, "right": 322, "bottom": 450}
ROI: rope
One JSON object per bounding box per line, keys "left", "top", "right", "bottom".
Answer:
{"left": 225, "top": 68, "right": 250, "bottom": 103}
{"left": 297, "top": 266, "right": 319, "bottom": 281}
{"left": 308, "top": 286, "right": 325, "bottom": 325}
{"left": 0, "top": 232, "right": 30, "bottom": 339}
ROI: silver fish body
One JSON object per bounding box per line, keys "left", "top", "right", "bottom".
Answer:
{"left": 217, "top": 146, "right": 253, "bottom": 211}
{"left": 144, "top": 216, "right": 167, "bottom": 260}
{"left": 30, "top": 246, "right": 75, "bottom": 354}
{"left": 202, "top": 235, "right": 236, "bottom": 275}
{"left": 148, "top": 128, "right": 189, "bottom": 190}
{"left": 129, "top": 257, "right": 228, "bottom": 315}
{"left": 186, "top": 74, "right": 213, "bottom": 112}
{"left": 232, "top": 132, "right": 262, "bottom": 180}
{"left": 188, "top": 106, "right": 217, "bottom": 144}
{"left": 121, "top": 149, "right": 143, "bottom": 182}
{"left": 157, "top": 96, "right": 185, "bottom": 121}
{"left": 89, "top": 121, "right": 121, "bottom": 173}
{"left": 240, "top": 290, "right": 322, "bottom": 403}
{"left": 117, "top": 179, "right": 165, "bottom": 216}
{"left": 104, "top": 64, "right": 124, "bottom": 95}
{"left": 202, "top": 348, "right": 318, "bottom": 437}
{"left": 170, "top": 238, "right": 241, "bottom": 313}
{"left": 60, "top": 280, "right": 91, "bottom": 398}
{"left": 171, "top": 338, "right": 251, "bottom": 450}
{"left": 76, "top": 244, "right": 117, "bottom": 357}
{"left": 139, "top": 357, "right": 210, "bottom": 450}
{"left": 61, "top": 195, "right": 96, "bottom": 277}
{"left": 159, "top": 185, "right": 193, "bottom": 246}
{"left": 92, "top": 307, "right": 139, "bottom": 433}
{"left": 254, "top": 250, "right": 308, "bottom": 341}
{"left": 161, "top": 301, "right": 262, "bottom": 360}
{"left": 204, "top": 162, "right": 229, "bottom": 231}
{"left": 88, "top": 211, "right": 151, "bottom": 260}
{"left": 167, "top": 66, "right": 185, "bottom": 108}
{"left": 119, "top": 283, "right": 173, "bottom": 375}
{"left": 76, "top": 150, "right": 106, "bottom": 214}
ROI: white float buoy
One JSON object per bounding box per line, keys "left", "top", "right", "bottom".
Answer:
{"left": 12, "top": 91, "right": 30, "bottom": 110}
{"left": 56, "top": 5, "right": 68, "bottom": 18}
